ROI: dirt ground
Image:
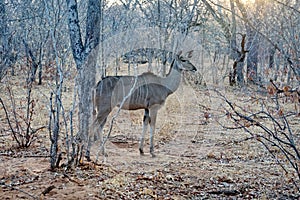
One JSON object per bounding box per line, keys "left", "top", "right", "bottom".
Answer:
{"left": 0, "top": 81, "right": 299, "bottom": 199}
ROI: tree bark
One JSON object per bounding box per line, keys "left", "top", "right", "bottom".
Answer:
{"left": 66, "top": 0, "right": 101, "bottom": 163}
{"left": 246, "top": 27, "right": 258, "bottom": 83}
{"left": 268, "top": 47, "right": 275, "bottom": 69}
{"left": 66, "top": 0, "right": 84, "bottom": 69}
{"left": 229, "top": 0, "right": 237, "bottom": 59}
{"left": 0, "top": 1, "right": 13, "bottom": 80}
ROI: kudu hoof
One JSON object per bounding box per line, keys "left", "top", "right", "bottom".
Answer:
{"left": 151, "top": 153, "right": 156, "bottom": 158}
{"left": 85, "top": 155, "right": 92, "bottom": 162}
{"left": 139, "top": 149, "right": 145, "bottom": 156}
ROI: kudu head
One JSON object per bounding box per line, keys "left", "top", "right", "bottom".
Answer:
{"left": 174, "top": 50, "right": 197, "bottom": 72}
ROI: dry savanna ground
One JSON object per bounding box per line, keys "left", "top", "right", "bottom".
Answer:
{"left": 0, "top": 68, "right": 300, "bottom": 199}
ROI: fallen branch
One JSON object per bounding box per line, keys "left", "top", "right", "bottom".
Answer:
{"left": 208, "top": 189, "right": 240, "bottom": 196}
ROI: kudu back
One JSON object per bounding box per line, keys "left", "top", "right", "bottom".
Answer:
{"left": 86, "top": 51, "right": 196, "bottom": 161}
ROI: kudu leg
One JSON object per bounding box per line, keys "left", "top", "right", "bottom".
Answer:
{"left": 149, "top": 106, "right": 159, "bottom": 157}
{"left": 96, "top": 118, "right": 107, "bottom": 156}
{"left": 85, "top": 115, "right": 108, "bottom": 161}
{"left": 139, "top": 109, "right": 150, "bottom": 155}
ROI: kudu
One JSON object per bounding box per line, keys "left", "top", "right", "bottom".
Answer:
{"left": 86, "top": 51, "right": 196, "bottom": 161}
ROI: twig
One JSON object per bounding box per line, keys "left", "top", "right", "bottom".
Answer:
{"left": 63, "top": 172, "right": 82, "bottom": 185}
{"left": 0, "top": 97, "right": 17, "bottom": 141}
{"left": 41, "top": 185, "right": 55, "bottom": 196}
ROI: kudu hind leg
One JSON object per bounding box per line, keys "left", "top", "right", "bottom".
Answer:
{"left": 97, "top": 117, "right": 107, "bottom": 156}
{"left": 149, "top": 107, "right": 159, "bottom": 157}
{"left": 139, "top": 109, "right": 150, "bottom": 155}
{"left": 85, "top": 115, "right": 107, "bottom": 161}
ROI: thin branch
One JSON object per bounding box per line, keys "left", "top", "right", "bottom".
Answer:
{"left": 272, "top": 0, "right": 300, "bottom": 14}
{"left": 0, "top": 98, "right": 14, "bottom": 134}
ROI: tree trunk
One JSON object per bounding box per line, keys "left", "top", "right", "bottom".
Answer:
{"left": 38, "top": 63, "right": 43, "bottom": 85}
{"left": 229, "top": 0, "right": 237, "bottom": 59}
{"left": 236, "top": 61, "right": 245, "bottom": 84}
{"left": 77, "top": 48, "right": 97, "bottom": 154}
{"left": 66, "top": 0, "right": 84, "bottom": 69}
{"left": 246, "top": 28, "right": 258, "bottom": 83}
{"left": 23, "top": 40, "right": 39, "bottom": 83}
{"left": 66, "top": 0, "right": 101, "bottom": 164}
{"left": 268, "top": 47, "right": 275, "bottom": 69}
{"left": 0, "top": 1, "right": 12, "bottom": 80}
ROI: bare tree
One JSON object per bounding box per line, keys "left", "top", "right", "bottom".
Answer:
{"left": 202, "top": 0, "right": 246, "bottom": 86}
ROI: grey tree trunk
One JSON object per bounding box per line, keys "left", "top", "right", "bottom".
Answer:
{"left": 269, "top": 47, "right": 275, "bottom": 69}
{"left": 236, "top": 61, "right": 245, "bottom": 84}
{"left": 246, "top": 27, "right": 258, "bottom": 83}
{"left": 66, "top": 0, "right": 101, "bottom": 164}
{"left": 235, "top": 0, "right": 259, "bottom": 85}
{"left": 0, "top": 1, "right": 13, "bottom": 80}
{"left": 229, "top": 0, "right": 237, "bottom": 59}
{"left": 77, "top": 48, "right": 97, "bottom": 150}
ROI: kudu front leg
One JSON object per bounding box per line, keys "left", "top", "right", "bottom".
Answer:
{"left": 139, "top": 109, "right": 150, "bottom": 155}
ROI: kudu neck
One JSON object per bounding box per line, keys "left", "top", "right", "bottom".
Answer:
{"left": 163, "top": 59, "right": 182, "bottom": 93}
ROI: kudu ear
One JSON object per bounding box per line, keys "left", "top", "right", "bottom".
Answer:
{"left": 186, "top": 50, "right": 193, "bottom": 58}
